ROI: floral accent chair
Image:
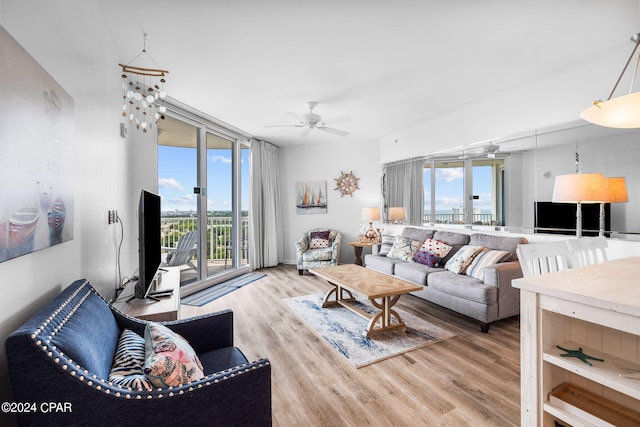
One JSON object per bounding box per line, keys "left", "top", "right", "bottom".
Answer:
{"left": 295, "top": 228, "right": 342, "bottom": 274}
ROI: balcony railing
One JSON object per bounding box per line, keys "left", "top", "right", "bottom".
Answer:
{"left": 423, "top": 213, "right": 496, "bottom": 226}
{"left": 161, "top": 215, "right": 249, "bottom": 263}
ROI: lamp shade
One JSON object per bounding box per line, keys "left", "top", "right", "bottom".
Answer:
{"left": 388, "top": 207, "right": 406, "bottom": 221}
{"left": 606, "top": 177, "right": 629, "bottom": 203}
{"left": 361, "top": 207, "right": 380, "bottom": 221}
{"left": 580, "top": 92, "right": 640, "bottom": 128}
{"left": 552, "top": 173, "right": 607, "bottom": 203}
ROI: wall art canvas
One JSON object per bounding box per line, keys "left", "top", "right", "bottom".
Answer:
{"left": 0, "top": 26, "right": 74, "bottom": 263}
{"left": 296, "top": 181, "right": 327, "bottom": 214}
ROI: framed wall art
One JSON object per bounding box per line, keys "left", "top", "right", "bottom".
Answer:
{"left": 0, "top": 26, "right": 74, "bottom": 263}
{"left": 296, "top": 181, "right": 327, "bottom": 214}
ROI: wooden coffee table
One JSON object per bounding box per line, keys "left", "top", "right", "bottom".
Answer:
{"left": 309, "top": 264, "right": 423, "bottom": 338}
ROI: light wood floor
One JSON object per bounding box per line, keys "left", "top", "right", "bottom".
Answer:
{"left": 181, "top": 264, "right": 521, "bottom": 427}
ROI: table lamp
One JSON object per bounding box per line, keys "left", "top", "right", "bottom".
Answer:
{"left": 388, "top": 207, "right": 406, "bottom": 224}
{"left": 361, "top": 207, "right": 380, "bottom": 239}
{"left": 552, "top": 173, "right": 606, "bottom": 237}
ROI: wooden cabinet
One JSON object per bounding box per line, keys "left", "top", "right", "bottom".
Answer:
{"left": 512, "top": 257, "right": 640, "bottom": 426}
{"left": 112, "top": 266, "right": 181, "bottom": 322}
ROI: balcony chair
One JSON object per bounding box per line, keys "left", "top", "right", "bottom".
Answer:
{"left": 5, "top": 279, "right": 272, "bottom": 426}
{"left": 162, "top": 230, "right": 197, "bottom": 272}
{"left": 516, "top": 240, "right": 572, "bottom": 277}
{"left": 295, "top": 228, "right": 342, "bottom": 275}
{"left": 566, "top": 236, "right": 608, "bottom": 267}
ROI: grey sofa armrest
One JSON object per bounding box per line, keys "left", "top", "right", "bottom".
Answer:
{"left": 484, "top": 261, "right": 523, "bottom": 320}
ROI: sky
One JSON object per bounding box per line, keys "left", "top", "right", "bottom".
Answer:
{"left": 157, "top": 145, "right": 249, "bottom": 213}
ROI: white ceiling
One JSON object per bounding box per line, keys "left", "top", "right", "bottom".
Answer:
{"left": 95, "top": 1, "right": 640, "bottom": 148}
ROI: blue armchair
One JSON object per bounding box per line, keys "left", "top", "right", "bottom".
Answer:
{"left": 5, "top": 279, "right": 271, "bottom": 426}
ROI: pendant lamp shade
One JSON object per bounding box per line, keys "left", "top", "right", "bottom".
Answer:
{"left": 552, "top": 173, "right": 607, "bottom": 203}
{"left": 580, "top": 92, "right": 640, "bottom": 129}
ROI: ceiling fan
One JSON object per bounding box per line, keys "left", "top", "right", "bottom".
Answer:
{"left": 265, "top": 101, "right": 352, "bottom": 137}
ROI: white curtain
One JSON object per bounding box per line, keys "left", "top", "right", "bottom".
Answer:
{"left": 248, "top": 139, "right": 283, "bottom": 269}
{"left": 382, "top": 158, "right": 424, "bottom": 225}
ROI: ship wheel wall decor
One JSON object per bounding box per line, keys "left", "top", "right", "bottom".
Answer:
{"left": 334, "top": 171, "right": 359, "bottom": 197}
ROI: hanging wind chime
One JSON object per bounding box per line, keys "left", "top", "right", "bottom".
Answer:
{"left": 119, "top": 34, "right": 169, "bottom": 133}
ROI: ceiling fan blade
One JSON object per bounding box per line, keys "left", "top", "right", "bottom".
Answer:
{"left": 285, "top": 112, "right": 303, "bottom": 122}
{"left": 300, "top": 128, "right": 311, "bottom": 138}
{"left": 321, "top": 115, "right": 352, "bottom": 126}
{"left": 317, "top": 126, "right": 349, "bottom": 137}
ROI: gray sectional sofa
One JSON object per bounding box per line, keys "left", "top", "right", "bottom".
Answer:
{"left": 364, "top": 227, "right": 527, "bottom": 332}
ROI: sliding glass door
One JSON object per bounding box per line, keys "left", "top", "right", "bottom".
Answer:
{"left": 158, "top": 114, "right": 249, "bottom": 287}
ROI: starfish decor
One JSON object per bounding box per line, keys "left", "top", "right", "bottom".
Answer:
{"left": 556, "top": 345, "right": 604, "bottom": 366}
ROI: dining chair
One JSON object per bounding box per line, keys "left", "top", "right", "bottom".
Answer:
{"left": 516, "top": 240, "right": 572, "bottom": 277}
{"left": 566, "top": 236, "right": 608, "bottom": 267}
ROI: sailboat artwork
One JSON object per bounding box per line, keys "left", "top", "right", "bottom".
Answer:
{"left": 296, "top": 181, "right": 328, "bottom": 214}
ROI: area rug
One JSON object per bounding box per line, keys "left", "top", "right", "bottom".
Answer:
{"left": 284, "top": 293, "right": 455, "bottom": 368}
{"left": 181, "top": 273, "right": 266, "bottom": 306}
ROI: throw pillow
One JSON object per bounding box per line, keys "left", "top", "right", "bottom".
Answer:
{"left": 309, "top": 230, "right": 331, "bottom": 249}
{"left": 444, "top": 245, "right": 485, "bottom": 274}
{"left": 387, "top": 235, "right": 422, "bottom": 261}
{"left": 412, "top": 250, "right": 442, "bottom": 267}
{"left": 378, "top": 234, "right": 395, "bottom": 256}
{"left": 466, "top": 249, "right": 510, "bottom": 281}
{"left": 143, "top": 322, "right": 205, "bottom": 388}
{"left": 309, "top": 238, "right": 330, "bottom": 249}
{"left": 412, "top": 238, "right": 453, "bottom": 267}
{"left": 109, "top": 329, "right": 154, "bottom": 391}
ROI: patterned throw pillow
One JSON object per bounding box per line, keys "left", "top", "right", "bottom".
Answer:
{"left": 412, "top": 250, "right": 442, "bottom": 267}
{"left": 466, "top": 249, "right": 509, "bottom": 281}
{"left": 143, "top": 323, "right": 205, "bottom": 388}
{"left": 387, "top": 236, "right": 422, "bottom": 261}
{"left": 444, "top": 245, "right": 485, "bottom": 274}
{"left": 309, "top": 231, "right": 330, "bottom": 249}
{"left": 109, "top": 329, "right": 154, "bottom": 391}
{"left": 412, "top": 238, "right": 453, "bottom": 266}
{"left": 378, "top": 234, "right": 395, "bottom": 256}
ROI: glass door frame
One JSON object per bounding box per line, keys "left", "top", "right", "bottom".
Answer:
{"left": 162, "top": 100, "right": 251, "bottom": 289}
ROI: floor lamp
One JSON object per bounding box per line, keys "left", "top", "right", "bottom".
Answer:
{"left": 599, "top": 177, "right": 629, "bottom": 236}
{"left": 552, "top": 173, "right": 607, "bottom": 237}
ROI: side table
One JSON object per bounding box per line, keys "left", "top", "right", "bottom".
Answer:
{"left": 348, "top": 241, "right": 380, "bottom": 266}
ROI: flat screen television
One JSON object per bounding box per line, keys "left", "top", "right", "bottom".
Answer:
{"left": 534, "top": 201, "right": 609, "bottom": 237}
{"left": 135, "top": 190, "right": 162, "bottom": 299}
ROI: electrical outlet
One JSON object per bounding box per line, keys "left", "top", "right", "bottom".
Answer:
{"left": 107, "top": 210, "right": 118, "bottom": 224}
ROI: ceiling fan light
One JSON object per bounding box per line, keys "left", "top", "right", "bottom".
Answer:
{"left": 580, "top": 92, "right": 640, "bottom": 128}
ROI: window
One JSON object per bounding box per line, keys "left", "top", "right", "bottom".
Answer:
{"left": 423, "top": 158, "right": 504, "bottom": 226}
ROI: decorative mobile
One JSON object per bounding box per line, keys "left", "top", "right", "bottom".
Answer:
{"left": 119, "top": 33, "right": 169, "bottom": 133}
{"left": 334, "top": 171, "right": 359, "bottom": 197}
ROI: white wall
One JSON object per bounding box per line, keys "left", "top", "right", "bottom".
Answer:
{"left": 279, "top": 140, "right": 382, "bottom": 265}
{"left": 0, "top": 1, "right": 129, "bottom": 419}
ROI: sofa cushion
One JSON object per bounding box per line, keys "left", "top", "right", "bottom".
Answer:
{"left": 433, "top": 231, "right": 470, "bottom": 263}
{"left": 395, "top": 262, "right": 442, "bottom": 285}
{"left": 428, "top": 271, "right": 498, "bottom": 304}
{"left": 465, "top": 249, "right": 509, "bottom": 281}
{"left": 400, "top": 227, "right": 434, "bottom": 242}
{"left": 468, "top": 233, "right": 527, "bottom": 262}
{"left": 444, "top": 245, "right": 484, "bottom": 274}
{"left": 387, "top": 236, "right": 422, "bottom": 261}
{"left": 109, "top": 329, "right": 153, "bottom": 391}
{"left": 144, "top": 323, "right": 205, "bottom": 388}
{"left": 303, "top": 247, "right": 333, "bottom": 262}
{"left": 364, "top": 254, "right": 404, "bottom": 275}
